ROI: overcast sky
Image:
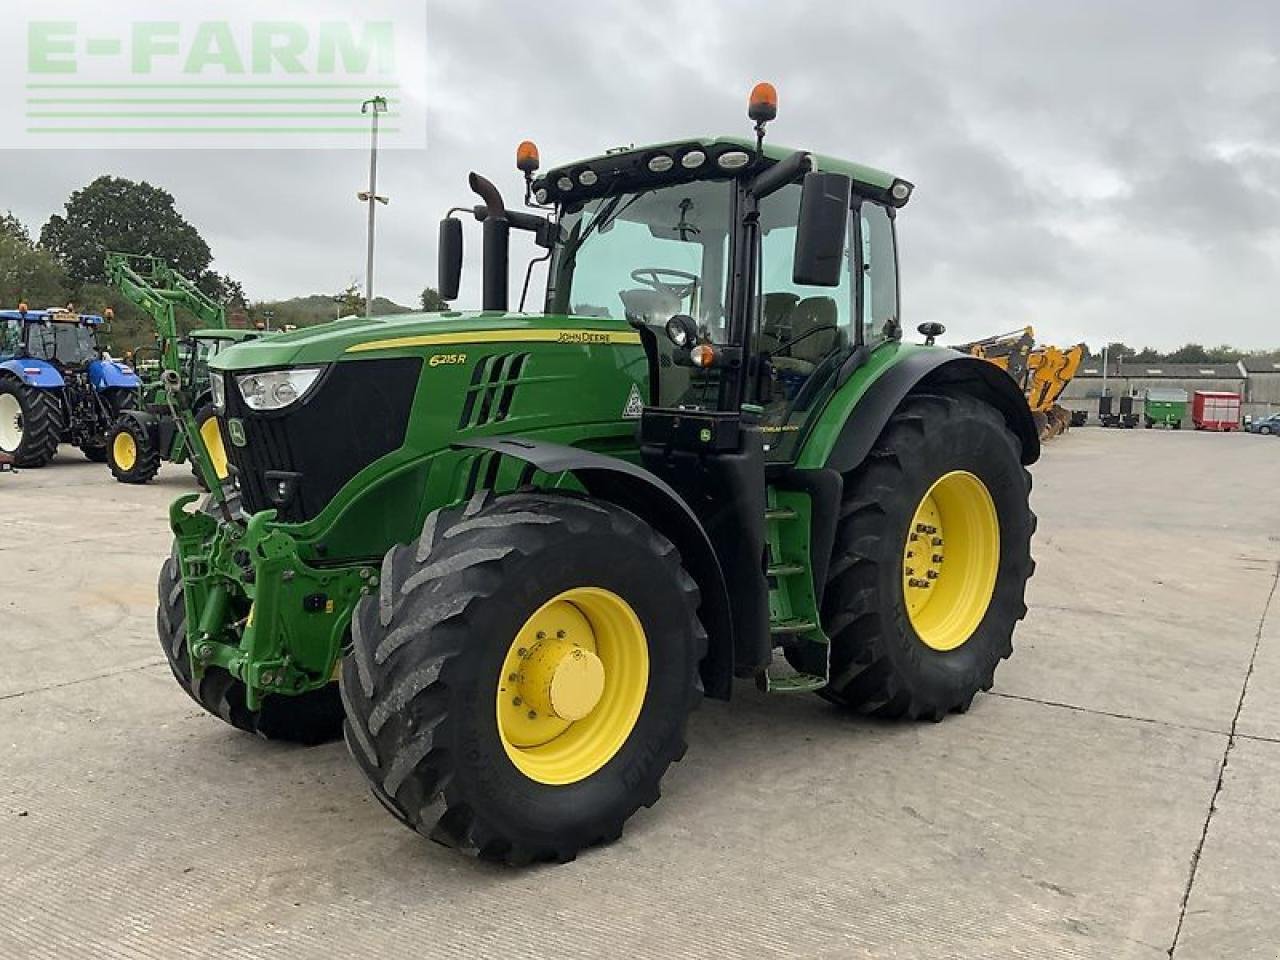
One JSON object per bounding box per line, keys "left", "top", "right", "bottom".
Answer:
{"left": 2, "top": 0, "right": 1278, "bottom": 350}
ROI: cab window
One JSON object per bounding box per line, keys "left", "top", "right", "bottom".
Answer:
{"left": 0, "top": 317, "right": 20, "bottom": 359}
{"left": 860, "top": 201, "right": 899, "bottom": 345}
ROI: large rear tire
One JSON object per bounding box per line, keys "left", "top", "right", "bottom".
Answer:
{"left": 107, "top": 416, "right": 161, "bottom": 484}
{"left": 156, "top": 493, "right": 343, "bottom": 744}
{"left": 341, "top": 490, "right": 706, "bottom": 864}
{"left": 0, "top": 379, "right": 63, "bottom": 468}
{"left": 820, "top": 392, "right": 1035, "bottom": 720}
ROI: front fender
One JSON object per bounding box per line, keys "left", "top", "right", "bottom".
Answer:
{"left": 116, "top": 408, "right": 163, "bottom": 449}
{"left": 0, "top": 357, "right": 64, "bottom": 388}
{"left": 453, "top": 436, "right": 736, "bottom": 700}
{"left": 801, "top": 345, "right": 1039, "bottom": 474}
{"left": 88, "top": 358, "right": 141, "bottom": 390}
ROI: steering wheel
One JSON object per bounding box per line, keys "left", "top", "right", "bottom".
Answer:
{"left": 630, "top": 268, "right": 699, "bottom": 301}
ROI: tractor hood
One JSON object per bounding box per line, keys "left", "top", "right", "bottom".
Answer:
{"left": 208, "top": 311, "right": 642, "bottom": 372}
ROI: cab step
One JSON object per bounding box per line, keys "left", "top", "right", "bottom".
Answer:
{"left": 764, "top": 506, "right": 797, "bottom": 522}
{"left": 770, "top": 618, "right": 818, "bottom": 635}
{"left": 766, "top": 562, "right": 806, "bottom": 578}
{"left": 763, "top": 671, "right": 828, "bottom": 693}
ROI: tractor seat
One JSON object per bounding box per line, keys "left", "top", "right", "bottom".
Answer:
{"left": 757, "top": 292, "right": 799, "bottom": 355}
{"left": 771, "top": 296, "right": 839, "bottom": 375}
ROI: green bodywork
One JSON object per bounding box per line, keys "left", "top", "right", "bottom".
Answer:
{"left": 176, "top": 309, "right": 938, "bottom": 707}
{"left": 1144, "top": 390, "right": 1187, "bottom": 427}
{"left": 168, "top": 135, "right": 979, "bottom": 708}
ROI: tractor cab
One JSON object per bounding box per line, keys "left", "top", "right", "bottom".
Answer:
{"left": 1, "top": 307, "right": 105, "bottom": 370}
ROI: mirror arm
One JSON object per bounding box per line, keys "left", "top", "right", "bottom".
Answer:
{"left": 749, "top": 151, "right": 813, "bottom": 200}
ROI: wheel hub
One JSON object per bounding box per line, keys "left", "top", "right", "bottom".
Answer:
{"left": 0, "top": 393, "right": 23, "bottom": 452}
{"left": 113, "top": 431, "right": 138, "bottom": 471}
{"left": 520, "top": 638, "right": 606, "bottom": 722}
{"left": 902, "top": 470, "right": 1000, "bottom": 652}
{"left": 496, "top": 587, "right": 649, "bottom": 785}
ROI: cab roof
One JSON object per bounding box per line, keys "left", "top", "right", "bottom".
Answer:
{"left": 534, "top": 135, "right": 907, "bottom": 208}
{"left": 0, "top": 308, "right": 104, "bottom": 325}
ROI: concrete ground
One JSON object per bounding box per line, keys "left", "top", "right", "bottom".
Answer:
{"left": 1, "top": 430, "right": 1277, "bottom": 959}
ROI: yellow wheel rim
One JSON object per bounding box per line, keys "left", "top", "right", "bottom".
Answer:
{"left": 112, "top": 431, "right": 137, "bottom": 471}
{"left": 200, "top": 416, "right": 229, "bottom": 479}
{"left": 903, "top": 470, "right": 1000, "bottom": 652}
{"left": 496, "top": 587, "right": 649, "bottom": 785}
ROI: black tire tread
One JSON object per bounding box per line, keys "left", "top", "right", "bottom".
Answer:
{"left": 341, "top": 490, "right": 706, "bottom": 865}
{"left": 0, "top": 380, "right": 63, "bottom": 468}
{"left": 108, "top": 417, "right": 161, "bottom": 485}
{"left": 820, "top": 391, "right": 1035, "bottom": 720}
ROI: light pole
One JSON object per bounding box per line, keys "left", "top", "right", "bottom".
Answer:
{"left": 358, "top": 95, "right": 390, "bottom": 319}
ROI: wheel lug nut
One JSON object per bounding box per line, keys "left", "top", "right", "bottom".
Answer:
{"left": 926, "top": 570, "right": 939, "bottom": 579}
{"left": 527, "top": 710, "right": 537, "bottom": 720}
{"left": 556, "top": 630, "right": 566, "bottom": 639}
{"left": 932, "top": 537, "right": 943, "bottom": 546}
{"left": 513, "top": 697, "right": 522, "bottom": 706}
{"left": 932, "top": 554, "right": 944, "bottom": 563}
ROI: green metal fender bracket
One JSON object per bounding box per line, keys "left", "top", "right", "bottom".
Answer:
{"left": 169, "top": 495, "right": 374, "bottom": 710}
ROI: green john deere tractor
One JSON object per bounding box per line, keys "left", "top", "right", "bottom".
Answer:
{"left": 103, "top": 253, "right": 258, "bottom": 486}
{"left": 162, "top": 84, "right": 1038, "bottom": 864}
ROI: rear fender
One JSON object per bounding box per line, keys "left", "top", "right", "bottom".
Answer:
{"left": 820, "top": 350, "right": 1040, "bottom": 473}
{"left": 0, "top": 357, "right": 64, "bottom": 388}
{"left": 453, "top": 436, "right": 736, "bottom": 700}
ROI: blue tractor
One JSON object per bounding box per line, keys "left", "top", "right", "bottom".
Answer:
{"left": 0, "top": 305, "right": 141, "bottom": 467}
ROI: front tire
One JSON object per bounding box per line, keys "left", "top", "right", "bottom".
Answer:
{"left": 156, "top": 494, "right": 343, "bottom": 744}
{"left": 107, "top": 417, "right": 161, "bottom": 484}
{"left": 0, "top": 379, "right": 63, "bottom": 468}
{"left": 341, "top": 491, "right": 706, "bottom": 864}
{"left": 190, "top": 404, "right": 229, "bottom": 491}
{"left": 821, "top": 392, "right": 1035, "bottom": 720}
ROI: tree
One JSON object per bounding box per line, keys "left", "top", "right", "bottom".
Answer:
{"left": 420, "top": 286, "right": 448, "bottom": 312}
{"left": 39, "top": 176, "right": 212, "bottom": 285}
{"left": 1164, "top": 343, "right": 1210, "bottom": 364}
{"left": 199, "top": 271, "right": 247, "bottom": 309}
{"left": 1104, "top": 341, "right": 1136, "bottom": 360}
{"left": 0, "top": 210, "right": 69, "bottom": 307}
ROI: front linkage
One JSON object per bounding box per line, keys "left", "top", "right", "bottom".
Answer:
{"left": 168, "top": 496, "right": 370, "bottom": 710}
{"left": 165, "top": 371, "right": 370, "bottom": 711}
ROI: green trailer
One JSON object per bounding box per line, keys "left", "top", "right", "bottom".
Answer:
{"left": 1144, "top": 388, "right": 1188, "bottom": 429}
{"left": 161, "top": 84, "right": 1039, "bottom": 864}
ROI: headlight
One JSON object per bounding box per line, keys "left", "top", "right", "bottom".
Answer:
{"left": 209, "top": 371, "right": 225, "bottom": 412}
{"left": 235, "top": 367, "right": 323, "bottom": 411}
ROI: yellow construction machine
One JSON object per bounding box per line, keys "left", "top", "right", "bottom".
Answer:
{"left": 954, "top": 328, "right": 1085, "bottom": 440}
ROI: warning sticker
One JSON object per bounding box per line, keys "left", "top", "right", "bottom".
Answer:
{"left": 622, "top": 383, "right": 645, "bottom": 419}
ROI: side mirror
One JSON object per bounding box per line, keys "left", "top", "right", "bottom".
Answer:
{"left": 438, "top": 217, "right": 463, "bottom": 301}
{"left": 793, "top": 171, "right": 851, "bottom": 287}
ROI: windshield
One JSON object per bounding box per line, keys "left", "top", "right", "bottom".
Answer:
{"left": 27, "top": 321, "right": 98, "bottom": 366}
{"left": 547, "top": 180, "right": 732, "bottom": 340}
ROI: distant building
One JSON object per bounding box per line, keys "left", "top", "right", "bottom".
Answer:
{"left": 1061, "top": 358, "right": 1276, "bottom": 425}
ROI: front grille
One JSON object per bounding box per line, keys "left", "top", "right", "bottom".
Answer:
{"left": 223, "top": 357, "right": 422, "bottom": 523}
